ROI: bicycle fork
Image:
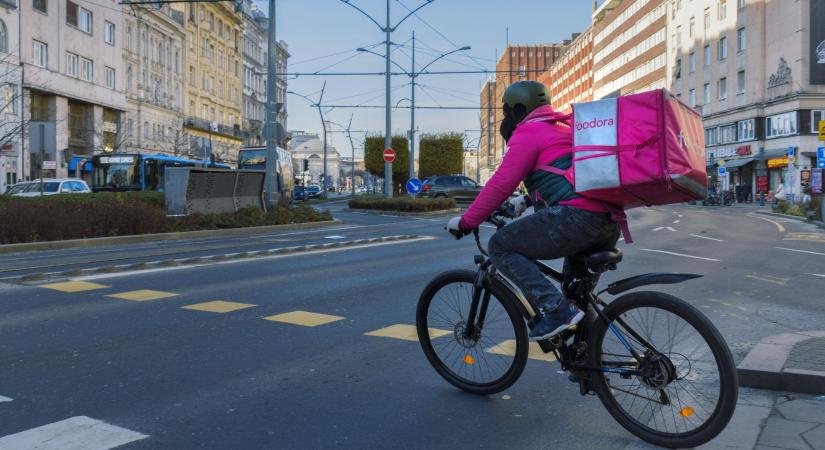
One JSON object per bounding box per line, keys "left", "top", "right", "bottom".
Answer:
{"left": 462, "top": 269, "right": 491, "bottom": 341}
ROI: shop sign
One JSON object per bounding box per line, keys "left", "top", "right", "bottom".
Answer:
{"left": 707, "top": 147, "right": 737, "bottom": 161}
{"left": 736, "top": 145, "right": 752, "bottom": 156}
{"left": 757, "top": 175, "right": 769, "bottom": 193}
{"left": 98, "top": 156, "right": 134, "bottom": 164}
{"left": 812, "top": 169, "right": 823, "bottom": 194}
{"left": 42, "top": 161, "right": 57, "bottom": 170}
{"left": 767, "top": 157, "right": 789, "bottom": 168}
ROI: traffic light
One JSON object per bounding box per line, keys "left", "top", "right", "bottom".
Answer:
{"left": 303, "top": 159, "right": 309, "bottom": 171}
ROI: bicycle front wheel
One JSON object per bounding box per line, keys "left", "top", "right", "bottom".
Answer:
{"left": 588, "top": 291, "right": 738, "bottom": 448}
{"left": 416, "top": 270, "right": 528, "bottom": 395}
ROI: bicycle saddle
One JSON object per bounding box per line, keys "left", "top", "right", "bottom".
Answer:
{"left": 583, "top": 248, "right": 623, "bottom": 272}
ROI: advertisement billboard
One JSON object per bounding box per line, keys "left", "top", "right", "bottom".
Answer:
{"left": 812, "top": 0, "right": 825, "bottom": 84}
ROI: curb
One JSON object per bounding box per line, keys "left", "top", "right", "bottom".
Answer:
{"left": 0, "top": 220, "right": 341, "bottom": 255}
{"left": 344, "top": 208, "right": 461, "bottom": 216}
{"left": 737, "top": 331, "right": 825, "bottom": 394}
{"left": 754, "top": 211, "right": 825, "bottom": 229}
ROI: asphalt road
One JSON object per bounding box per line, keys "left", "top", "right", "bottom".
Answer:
{"left": 0, "top": 202, "right": 823, "bottom": 449}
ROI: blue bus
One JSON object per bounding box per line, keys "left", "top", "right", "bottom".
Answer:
{"left": 238, "top": 147, "right": 294, "bottom": 200}
{"left": 92, "top": 153, "right": 230, "bottom": 192}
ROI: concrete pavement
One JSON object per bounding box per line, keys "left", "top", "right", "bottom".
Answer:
{"left": 0, "top": 202, "right": 823, "bottom": 449}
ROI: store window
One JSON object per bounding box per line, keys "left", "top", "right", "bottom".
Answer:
{"left": 765, "top": 112, "right": 797, "bottom": 138}
{"left": 812, "top": 110, "right": 825, "bottom": 133}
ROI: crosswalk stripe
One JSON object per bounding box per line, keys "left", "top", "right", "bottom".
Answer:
{"left": 0, "top": 416, "right": 147, "bottom": 449}
{"left": 181, "top": 301, "right": 256, "bottom": 313}
{"left": 40, "top": 281, "right": 109, "bottom": 293}
{"left": 364, "top": 324, "right": 449, "bottom": 342}
{"left": 106, "top": 289, "right": 178, "bottom": 301}
{"left": 263, "top": 311, "right": 344, "bottom": 327}
{"left": 487, "top": 340, "right": 557, "bottom": 362}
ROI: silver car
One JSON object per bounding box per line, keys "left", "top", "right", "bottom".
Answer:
{"left": 7, "top": 179, "right": 91, "bottom": 197}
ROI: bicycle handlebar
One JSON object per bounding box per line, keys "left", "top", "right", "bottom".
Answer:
{"left": 472, "top": 203, "right": 514, "bottom": 255}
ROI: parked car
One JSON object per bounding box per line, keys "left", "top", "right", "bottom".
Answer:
{"left": 417, "top": 175, "right": 482, "bottom": 203}
{"left": 6, "top": 179, "right": 91, "bottom": 197}
{"left": 306, "top": 185, "right": 322, "bottom": 199}
{"left": 294, "top": 186, "right": 307, "bottom": 201}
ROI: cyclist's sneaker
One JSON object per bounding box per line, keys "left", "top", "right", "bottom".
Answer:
{"left": 529, "top": 298, "right": 585, "bottom": 341}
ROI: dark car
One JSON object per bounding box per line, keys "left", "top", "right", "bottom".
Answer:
{"left": 418, "top": 175, "right": 482, "bottom": 203}
{"left": 306, "top": 185, "right": 322, "bottom": 199}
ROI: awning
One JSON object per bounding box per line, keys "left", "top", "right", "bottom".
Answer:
{"left": 723, "top": 157, "right": 754, "bottom": 169}
{"left": 755, "top": 148, "right": 792, "bottom": 160}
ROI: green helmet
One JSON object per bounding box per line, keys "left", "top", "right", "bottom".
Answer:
{"left": 502, "top": 80, "right": 550, "bottom": 117}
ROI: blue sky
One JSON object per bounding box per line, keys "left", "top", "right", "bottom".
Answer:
{"left": 255, "top": 1, "right": 594, "bottom": 157}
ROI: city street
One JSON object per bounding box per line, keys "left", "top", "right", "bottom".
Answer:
{"left": 0, "top": 203, "right": 824, "bottom": 449}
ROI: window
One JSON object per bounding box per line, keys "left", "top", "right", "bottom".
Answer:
{"left": 737, "top": 28, "right": 746, "bottom": 51}
{"left": 689, "top": 51, "right": 696, "bottom": 73}
{"left": 737, "top": 70, "right": 745, "bottom": 94}
{"left": 81, "top": 57, "right": 93, "bottom": 82}
{"left": 718, "top": 77, "right": 727, "bottom": 100}
{"left": 738, "top": 119, "right": 755, "bottom": 141}
{"left": 199, "top": 6, "right": 205, "bottom": 21}
{"left": 1, "top": 83, "right": 17, "bottom": 114}
{"left": 65, "top": 52, "right": 78, "bottom": 77}
{"left": 127, "top": 26, "right": 132, "bottom": 51}
{"left": 188, "top": 32, "right": 194, "bottom": 50}
{"left": 674, "top": 59, "right": 682, "bottom": 79}
{"left": 32, "top": 40, "right": 47, "bottom": 68}
{"left": 705, "top": 127, "right": 718, "bottom": 146}
{"left": 218, "top": 49, "right": 223, "bottom": 68}
{"left": 703, "top": 8, "right": 710, "bottom": 39}
{"left": 67, "top": 2, "right": 93, "bottom": 34}
{"left": 218, "top": 81, "right": 222, "bottom": 98}
{"left": 703, "top": 44, "right": 711, "bottom": 67}
{"left": 719, "top": 124, "right": 736, "bottom": 143}
{"left": 105, "top": 67, "right": 115, "bottom": 89}
{"left": 104, "top": 21, "right": 115, "bottom": 45}
{"left": 201, "top": 104, "right": 207, "bottom": 119}
{"left": 34, "top": 0, "right": 47, "bottom": 13}
{"left": 143, "top": 121, "right": 149, "bottom": 139}
{"left": 718, "top": 0, "right": 727, "bottom": 19}
{"left": 127, "top": 65, "right": 132, "bottom": 89}
{"left": 689, "top": 89, "right": 696, "bottom": 107}
{"left": 519, "top": 65, "right": 526, "bottom": 75}
{"left": 719, "top": 36, "right": 727, "bottom": 60}
{"left": 0, "top": 20, "right": 7, "bottom": 53}
{"left": 209, "top": 45, "right": 214, "bottom": 63}
{"left": 126, "top": 119, "right": 133, "bottom": 137}
{"left": 676, "top": 26, "right": 682, "bottom": 48}
{"left": 189, "top": 66, "right": 194, "bottom": 86}
{"left": 739, "top": 0, "right": 745, "bottom": 8}
{"left": 689, "top": 17, "right": 695, "bottom": 38}
{"left": 812, "top": 110, "right": 825, "bottom": 133}
{"left": 765, "top": 112, "right": 797, "bottom": 138}
{"left": 703, "top": 83, "right": 711, "bottom": 105}
{"left": 218, "top": 19, "right": 222, "bottom": 36}
{"left": 209, "top": 12, "right": 214, "bottom": 31}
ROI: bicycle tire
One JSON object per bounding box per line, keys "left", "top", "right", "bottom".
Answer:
{"left": 588, "top": 291, "right": 738, "bottom": 448}
{"left": 416, "top": 270, "right": 529, "bottom": 395}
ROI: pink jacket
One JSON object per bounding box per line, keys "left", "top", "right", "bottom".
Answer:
{"left": 460, "top": 105, "right": 611, "bottom": 229}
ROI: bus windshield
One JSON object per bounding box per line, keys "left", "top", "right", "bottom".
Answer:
{"left": 238, "top": 149, "right": 266, "bottom": 170}
{"left": 93, "top": 155, "right": 140, "bottom": 190}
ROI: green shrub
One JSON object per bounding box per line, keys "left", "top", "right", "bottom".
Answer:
{"left": 348, "top": 196, "right": 456, "bottom": 212}
{"left": 418, "top": 133, "right": 465, "bottom": 180}
{"left": 773, "top": 200, "right": 788, "bottom": 214}
{"left": 0, "top": 193, "right": 331, "bottom": 244}
{"left": 784, "top": 204, "right": 805, "bottom": 217}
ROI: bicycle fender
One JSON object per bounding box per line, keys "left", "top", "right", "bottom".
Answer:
{"left": 603, "top": 273, "right": 702, "bottom": 295}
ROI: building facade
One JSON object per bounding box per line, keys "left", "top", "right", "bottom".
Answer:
{"left": 180, "top": 1, "right": 243, "bottom": 165}
{"left": 20, "top": 0, "right": 126, "bottom": 181}
{"left": 0, "top": 0, "right": 22, "bottom": 192}
{"left": 121, "top": 4, "right": 186, "bottom": 156}
{"left": 241, "top": 0, "right": 288, "bottom": 148}
{"left": 541, "top": 29, "right": 594, "bottom": 112}
{"left": 592, "top": 0, "right": 668, "bottom": 99}
{"left": 477, "top": 80, "right": 496, "bottom": 184}
{"left": 288, "top": 131, "right": 340, "bottom": 189}
{"left": 668, "top": 0, "right": 825, "bottom": 201}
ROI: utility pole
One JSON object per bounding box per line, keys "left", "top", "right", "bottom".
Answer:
{"left": 265, "top": 0, "right": 282, "bottom": 202}
{"left": 346, "top": 114, "right": 357, "bottom": 198}
{"left": 409, "top": 30, "right": 415, "bottom": 183}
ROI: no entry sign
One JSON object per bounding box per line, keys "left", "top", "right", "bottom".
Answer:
{"left": 383, "top": 148, "right": 396, "bottom": 163}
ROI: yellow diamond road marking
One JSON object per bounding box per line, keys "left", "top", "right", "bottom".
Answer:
{"left": 182, "top": 301, "right": 257, "bottom": 313}
{"left": 364, "top": 324, "right": 450, "bottom": 342}
{"left": 106, "top": 290, "right": 178, "bottom": 301}
{"left": 40, "top": 281, "right": 109, "bottom": 293}
{"left": 487, "top": 339, "right": 557, "bottom": 362}
{"left": 263, "top": 310, "right": 345, "bottom": 327}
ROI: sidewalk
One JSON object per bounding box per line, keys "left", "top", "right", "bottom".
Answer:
{"left": 754, "top": 393, "right": 825, "bottom": 450}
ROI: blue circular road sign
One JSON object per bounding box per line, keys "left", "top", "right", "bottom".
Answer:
{"left": 406, "top": 178, "right": 422, "bottom": 194}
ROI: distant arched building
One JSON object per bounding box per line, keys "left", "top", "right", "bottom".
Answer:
{"left": 288, "top": 131, "right": 340, "bottom": 188}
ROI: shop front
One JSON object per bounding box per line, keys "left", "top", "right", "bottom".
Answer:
{"left": 708, "top": 145, "right": 756, "bottom": 201}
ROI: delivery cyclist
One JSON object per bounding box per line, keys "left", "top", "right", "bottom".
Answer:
{"left": 447, "top": 80, "right": 620, "bottom": 341}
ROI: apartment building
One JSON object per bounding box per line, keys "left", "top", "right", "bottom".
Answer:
{"left": 241, "top": 0, "right": 288, "bottom": 148}
{"left": 0, "top": 0, "right": 21, "bottom": 192}
{"left": 180, "top": 1, "right": 243, "bottom": 165}
{"left": 541, "top": 29, "right": 594, "bottom": 112}
{"left": 592, "top": 0, "right": 668, "bottom": 99}
{"left": 121, "top": 4, "right": 186, "bottom": 156}
{"left": 668, "top": 0, "right": 825, "bottom": 200}
{"left": 478, "top": 80, "right": 496, "bottom": 184}
{"left": 20, "top": 0, "right": 126, "bottom": 181}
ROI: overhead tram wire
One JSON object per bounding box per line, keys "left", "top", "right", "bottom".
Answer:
{"left": 290, "top": 41, "right": 386, "bottom": 67}
{"left": 283, "top": 68, "right": 553, "bottom": 77}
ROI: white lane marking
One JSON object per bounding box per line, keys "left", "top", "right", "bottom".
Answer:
{"left": 480, "top": 224, "right": 497, "bottom": 229}
{"left": 74, "top": 236, "right": 437, "bottom": 281}
{"left": 640, "top": 249, "right": 721, "bottom": 262}
{"left": 652, "top": 226, "right": 677, "bottom": 232}
{"left": 747, "top": 213, "right": 786, "bottom": 233}
{"left": 380, "top": 214, "right": 399, "bottom": 218}
{"left": 673, "top": 220, "right": 681, "bottom": 224}
{"left": 350, "top": 212, "right": 366, "bottom": 215}
{"left": 744, "top": 274, "right": 788, "bottom": 285}
{"left": 0, "top": 416, "right": 147, "bottom": 449}
{"left": 774, "top": 247, "right": 825, "bottom": 257}
{"left": 0, "top": 395, "right": 12, "bottom": 403}
{"left": 807, "top": 273, "right": 825, "bottom": 278}
{"left": 690, "top": 234, "right": 725, "bottom": 242}
{"left": 324, "top": 236, "right": 346, "bottom": 240}
{"left": 677, "top": 214, "right": 684, "bottom": 218}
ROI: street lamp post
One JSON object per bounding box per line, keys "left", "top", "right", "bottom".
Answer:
{"left": 339, "top": 0, "right": 437, "bottom": 197}
{"left": 265, "top": 0, "right": 282, "bottom": 201}
{"left": 288, "top": 85, "right": 328, "bottom": 198}
{"left": 325, "top": 118, "right": 367, "bottom": 199}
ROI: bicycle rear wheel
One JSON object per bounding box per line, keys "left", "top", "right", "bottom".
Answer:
{"left": 416, "top": 270, "right": 528, "bottom": 395}
{"left": 588, "top": 291, "right": 738, "bottom": 448}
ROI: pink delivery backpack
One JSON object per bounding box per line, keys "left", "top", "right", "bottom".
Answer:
{"left": 570, "top": 89, "right": 707, "bottom": 209}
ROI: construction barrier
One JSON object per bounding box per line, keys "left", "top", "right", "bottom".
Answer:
{"left": 165, "top": 167, "right": 266, "bottom": 216}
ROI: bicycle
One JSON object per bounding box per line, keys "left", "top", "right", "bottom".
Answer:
{"left": 416, "top": 208, "right": 738, "bottom": 448}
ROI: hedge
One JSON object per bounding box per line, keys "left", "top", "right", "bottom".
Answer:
{"left": 0, "top": 192, "right": 331, "bottom": 244}
{"left": 364, "top": 135, "right": 409, "bottom": 194}
{"left": 348, "top": 196, "right": 456, "bottom": 212}
{"left": 418, "top": 133, "right": 464, "bottom": 180}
